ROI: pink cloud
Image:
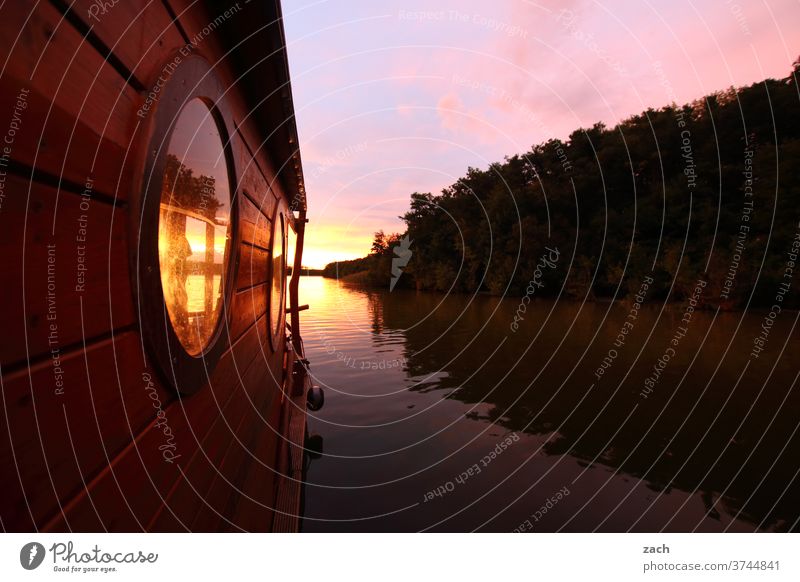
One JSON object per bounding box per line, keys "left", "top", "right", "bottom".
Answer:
{"left": 436, "top": 93, "right": 500, "bottom": 142}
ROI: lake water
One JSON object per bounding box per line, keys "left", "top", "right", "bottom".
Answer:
{"left": 186, "top": 274, "right": 221, "bottom": 313}
{"left": 298, "top": 276, "right": 800, "bottom": 532}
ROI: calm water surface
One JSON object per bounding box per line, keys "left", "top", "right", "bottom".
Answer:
{"left": 298, "top": 276, "right": 800, "bottom": 532}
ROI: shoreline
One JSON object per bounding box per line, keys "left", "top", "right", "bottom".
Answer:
{"left": 312, "top": 274, "right": 798, "bottom": 314}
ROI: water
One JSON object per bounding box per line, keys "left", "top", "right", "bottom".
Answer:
{"left": 298, "top": 276, "right": 800, "bottom": 532}
{"left": 186, "top": 274, "right": 221, "bottom": 313}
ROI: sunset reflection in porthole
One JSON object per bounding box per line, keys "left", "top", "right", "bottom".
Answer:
{"left": 158, "top": 99, "right": 231, "bottom": 356}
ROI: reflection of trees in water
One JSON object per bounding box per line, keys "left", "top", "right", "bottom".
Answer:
{"left": 370, "top": 292, "right": 800, "bottom": 531}
{"left": 365, "top": 288, "right": 385, "bottom": 338}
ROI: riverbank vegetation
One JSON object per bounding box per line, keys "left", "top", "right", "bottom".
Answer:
{"left": 324, "top": 60, "right": 800, "bottom": 308}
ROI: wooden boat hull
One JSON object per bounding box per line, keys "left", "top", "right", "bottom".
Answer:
{"left": 0, "top": 0, "right": 310, "bottom": 532}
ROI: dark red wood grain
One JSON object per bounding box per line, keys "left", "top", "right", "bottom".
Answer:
{"left": 0, "top": 0, "right": 297, "bottom": 532}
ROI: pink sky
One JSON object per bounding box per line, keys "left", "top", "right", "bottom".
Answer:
{"left": 282, "top": 0, "right": 800, "bottom": 268}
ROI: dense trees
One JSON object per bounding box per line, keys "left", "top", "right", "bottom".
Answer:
{"left": 325, "top": 62, "right": 800, "bottom": 308}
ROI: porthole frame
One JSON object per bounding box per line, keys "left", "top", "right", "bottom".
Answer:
{"left": 268, "top": 202, "right": 288, "bottom": 353}
{"left": 134, "top": 54, "right": 240, "bottom": 396}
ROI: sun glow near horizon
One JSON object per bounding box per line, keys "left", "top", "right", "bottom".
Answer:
{"left": 292, "top": 223, "right": 380, "bottom": 270}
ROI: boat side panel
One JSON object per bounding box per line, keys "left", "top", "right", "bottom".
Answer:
{"left": 0, "top": 1, "right": 292, "bottom": 532}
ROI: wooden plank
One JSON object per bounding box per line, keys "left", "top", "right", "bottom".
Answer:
{"left": 0, "top": 2, "right": 140, "bottom": 199}
{"left": 0, "top": 175, "right": 134, "bottom": 365}
{"left": 228, "top": 284, "right": 267, "bottom": 341}
{"left": 150, "top": 369, "right": 268, "bottom": 532}
{"left": 71, "top": 0, "right": 186, "bottom": 88}
{"left": 233, "top": 133, "right": 277, "bottom": 220}
{"left": 189, "top": 353, "right": 282, "bottom": 531}
{"left": 238, "top": 193, "right": 270, "bottom": 250}
{"left": 0, "top": 415, "right": 37, "bottom": 531}
{"left": 147, "top": 403, "right": 252, "bottom": 532}
{"left": 226, "top": 370, "right": 284, "bottom": 532}
{"left": 188, "top": 417, "right": 266, "bottom": 531}
{"left": 236, "top": 243, "right": 269, "bottom": 290}
{"left": 164, "top": 0, "right": 229, "bottom": 67}
{"left": 45, "top": 312, "right": 271, "bottom": 531}
{"left": 105, "top": 313, "right": 283, "bottom": 532}
{"left": 0, "top": 331, "right": 173, "bottom": 530}
{"left": 235, "top": 130, "right": 280, "bottom": 214}
{"left": 146, "top": 331, "right": 274, "bottom": 532}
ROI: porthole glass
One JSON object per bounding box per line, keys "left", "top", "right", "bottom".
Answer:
{"left": 270, "top": 212, "right": 286, "bottom": 340}
{"left": 158, "top": 99, "right": 232, "bottom": 356}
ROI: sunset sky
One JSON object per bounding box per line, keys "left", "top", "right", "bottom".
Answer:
{"left": 282, "top": 0, "right": 800, "bottom": 269}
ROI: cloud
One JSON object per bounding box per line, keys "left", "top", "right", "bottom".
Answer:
{"left": 436, "top": 93, "right": 499, "bottom": 142}
{"left": 436, "top": 93, "right": 464, "bottom": 132}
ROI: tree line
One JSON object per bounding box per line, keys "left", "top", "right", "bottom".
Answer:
{"left": 324, "top": 59, "right": 800, "bottom": 309}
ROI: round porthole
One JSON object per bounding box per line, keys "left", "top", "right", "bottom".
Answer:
{"left": 269, "top": 206, "right": 286, "bottom": 349}
{"left": 136, "top": 55, "right": 238, "bottom": 395}
{"left": 158, "top": 99, "right": 232, "bottom": 356}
